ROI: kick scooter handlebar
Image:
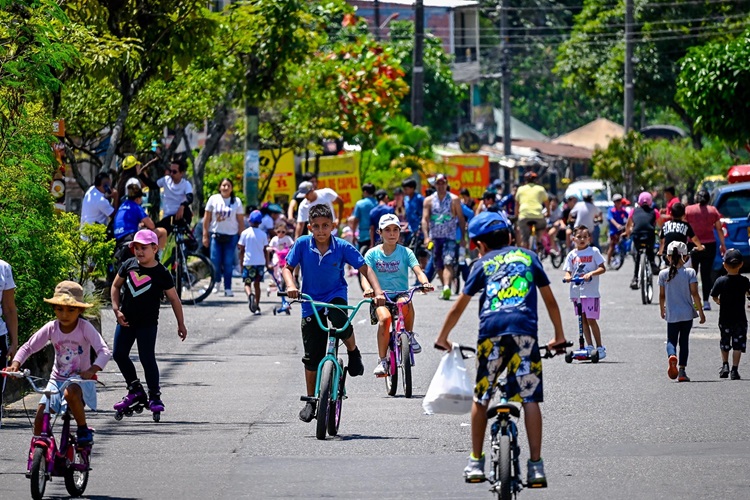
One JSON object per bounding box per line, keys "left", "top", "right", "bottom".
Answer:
{"left": 562, "top": 276, "right": 592, "bottom": 285}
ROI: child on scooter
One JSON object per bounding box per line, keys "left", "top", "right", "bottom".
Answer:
{"left": 359, "top": 214, "right": 432, "bottom": 377}
{"left": 434, "top": 211, "right": 567, "bottom": 486}
{"left": 111, "top": 229, "right": 187, "bottom": 416}
{"left": 6, "top": 281, "right": 111, "bottom": 445}
{"left": 563, "top": 225, "right": 607, "bottom": 359}
{"left": 658, "top": 241, "right": 705, "bottom": 382}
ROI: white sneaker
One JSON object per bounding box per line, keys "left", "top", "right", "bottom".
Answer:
{"left": 585, "top": 345, "right": 595, "bottom": 354}
{"left": 597, "top": 346, "right": 607, "bottom": 360}
{"left": 410, "top": 333, "right": 422, "bottom": 354}
{"left": 213, "top": 284, "right": 221, "bottom": 294}
{"left": 224, "top": 289, "right": 234, "bottom": 297}
{"left": 373, "top": 359, "right": 388, "bottom": 377}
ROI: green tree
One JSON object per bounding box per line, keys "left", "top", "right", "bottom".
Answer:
{"left": 386, "top": 21, "right": 467, "bottom": 141}
{"left": 676, "top": 29, "right": 750, "bottom": 149}
{"left": 555, "top": 0, "right": 750, "bottom": 145}
{"left": 591, "top": 131, "right": 662, "bottom": 198}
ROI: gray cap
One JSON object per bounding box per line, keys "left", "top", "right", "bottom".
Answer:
{"left": 612, "top": 193, "right": 623, "bottom": 201}
{"left": 295, "top": 181, "right": 314, "bottom": 199}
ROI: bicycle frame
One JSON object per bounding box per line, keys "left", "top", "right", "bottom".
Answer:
{"left": 383, "top": 286, "right": 424, "bottom": 370}
{"left": 298, "top": 294, "right": 372, "bottom": 401}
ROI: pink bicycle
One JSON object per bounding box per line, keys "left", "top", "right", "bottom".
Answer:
{"left": 1, "top": 370, "right": 94, "bottom": 500}
{"left": 382, "top": 285, "right": 429, "bottom": 398}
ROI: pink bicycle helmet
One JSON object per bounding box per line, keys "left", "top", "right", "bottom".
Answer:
{"left": 637, "top": 191, "right": 653, "bottom": 206}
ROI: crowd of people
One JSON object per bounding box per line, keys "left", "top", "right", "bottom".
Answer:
{"left": 3, "top": 154, "right": 749, "bottom": 491}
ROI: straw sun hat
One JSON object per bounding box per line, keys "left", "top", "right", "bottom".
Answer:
{"left": 43, "top": 281, "right": 93, "bottom": 309}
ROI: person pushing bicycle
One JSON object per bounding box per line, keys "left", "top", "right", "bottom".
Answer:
{"left": 434, "top": 211, "right": 567, "bottom": 486}
{"left": 282, "top": 204, "right": 385, "bottom": 423}
{"left": 360, "top": 214, "right": 433, "bottom": 377}
{"left": 5, "top": 281, "right": 111, "bottom": 446}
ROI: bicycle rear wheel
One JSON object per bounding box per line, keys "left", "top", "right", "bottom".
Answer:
{"left": 316, "top": 360, "right": 334, "bottom": 440}
{"left": 611, "top": 248, "right": 624, "bottom": 270}
{"left": 64, "top": 447, "right": 89, "bottom": 497}
{"left": 177, "top": 252, "right": 215, "bottom": 305}
{"left": 496, "top": 434, "right": 512, "bottom": 500}
{"left": 639, "top": 255, "right": 651, "bottom": 304}
{"left": 550, "top": 245, "right": 564, "bottom": 268}
{"left": 385, "top": 345, "right": 398, "bottom": 397}
{"left": 400, "top": 334, "right": 412, "bottom": 398}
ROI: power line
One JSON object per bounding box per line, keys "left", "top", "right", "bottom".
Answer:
{"left": 495, "top": 0, "right": 750, "bottom": 12}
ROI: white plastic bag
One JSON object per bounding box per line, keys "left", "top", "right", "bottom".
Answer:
{"left": 422, "top": 343, "right": 474, "bottom": 415}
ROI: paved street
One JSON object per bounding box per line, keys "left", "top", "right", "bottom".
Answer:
{"left": 2, "top": 257, "right": 750, "bottom": 499}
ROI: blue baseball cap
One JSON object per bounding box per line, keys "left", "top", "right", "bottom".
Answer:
{"left": 249, "top": 210, "right": 263, "bottom": 224}
{"left": 468, "top": 211, "right": 511, "bottom": 239}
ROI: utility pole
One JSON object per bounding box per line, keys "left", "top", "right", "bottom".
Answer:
{"left": 411, "top": 0, "right": 424, "bottom": 126}
{"left": 624, "top": 0, "right": 634, "bottom": 132}
{"left": 374, "top": 0, "right": 381, "bottom": 41}
{"left": 500, "top": 1, "right": 511, "bottom": 155}
{"left": 244, "top": 79, "right": 259, "bottom": 207}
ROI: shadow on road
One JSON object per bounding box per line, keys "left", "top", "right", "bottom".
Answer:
{"left": 337, "top": 434, "right": 420, "bottom": 441}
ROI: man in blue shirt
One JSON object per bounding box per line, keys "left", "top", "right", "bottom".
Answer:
{"left": 283, "top": 204, "right": 385, "bottom": 423}
{"left": 352, "top": 183, "right": 377, "bottom": 254}
{"left": 402, "top": 178, "right": 424, "bottom": 235}
{"left": 368, "top": 189, "right": 395, "bottom": 244}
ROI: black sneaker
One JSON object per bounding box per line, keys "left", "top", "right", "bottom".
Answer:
{"left": 630, "top": 279, "right": 639, "bottom": 290}
{"left": 299, "top": 401, "right": 316, "bottom": 422}
{"left": 720, "top": 364, "right": 730, "bottom": 379}
{"left": 651, "top": 263, "right": 660, "bottom": 275}
{"left": 731, "top": 368, "right": 741, "bottom": 380}
{"left": 347, "top": 348, "right": 364, "bottom": 377}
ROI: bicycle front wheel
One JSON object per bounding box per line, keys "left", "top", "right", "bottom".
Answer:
{"left": 30, "top": 447, "right": 47, "bottom": 500}
{"left": 177, "top": 252, "right": 215, "bottom": 305}
{"left": 327, "top": 358, "right": 345, "bottom": 437}
{"left": 550, "top": 248, "right": 564, "bottom": 268}
{"left": 496, "top": 434, "right": 512, "bottom": 500}
{"left": 386, "top": 342, "right": 398, "bottom": 397}
{"left": 400, "top": 334, "right": 412, "bottom": 398}
{"left": 316, "top": 360, "right": 334, "bottom": 440}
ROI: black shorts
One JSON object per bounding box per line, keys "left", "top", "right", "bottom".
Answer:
{"left": 301, "top": 297, "right": 353, "bottom": 371}
{"left": 720, "top": 323, "right": 747, "bottom": 353}
{"left": 157, "top": 209, "right": 193, "bottom": 235}
{"left": 369, "top": 293, "right": 408, "bottom": 325}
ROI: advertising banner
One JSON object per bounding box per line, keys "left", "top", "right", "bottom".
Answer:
{"left": 316, "top": 153, "right": 361, "bottom": 219}
{"left": 259, "top": 149, "right": 295, "bottom": 205}
{"left": 432, "top": 153, "right": 490, "bottom": 198}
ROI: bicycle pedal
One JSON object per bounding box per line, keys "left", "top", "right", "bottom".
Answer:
{"left": 300, "top": 396, "right": 316, "bottom": 403}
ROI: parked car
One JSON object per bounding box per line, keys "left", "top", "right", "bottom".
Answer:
{"left": 710, "top": 182, "right": 750, "bottom": 273}
{"left": 563, "top": 179, "right": 613, "bottom": 212}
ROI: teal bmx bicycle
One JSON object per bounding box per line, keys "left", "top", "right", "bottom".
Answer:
{"left": 279, "top": 292, "right": 371, "bottom": 440}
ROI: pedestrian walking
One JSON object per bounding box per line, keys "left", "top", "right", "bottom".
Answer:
{"left": 0, "top": 258, "right": 18, "bottom": 424}
{"left": 685, "top": 190, "right": 726, "bottom": 310}
{"left": 202, "top": 178, "right": 245, "bottom": 296}
{"left": 658, "top": 241, "right": 705, "bottom": 382}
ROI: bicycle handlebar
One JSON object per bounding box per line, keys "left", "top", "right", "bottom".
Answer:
{"left": 382, "top": 285, "right": 432, "bottom": 304}
{"left": 434, "top": 341, "right": 573, "bottom": 359}
{"left": 276, "top": 292, "right": 372, "bottom": 334}
{"left": 0, "top": 369, "right": 93, "bottom": 395}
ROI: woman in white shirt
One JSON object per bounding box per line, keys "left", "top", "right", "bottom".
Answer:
{"left": 202, "top": 178, "right": 245, "bottom": 296}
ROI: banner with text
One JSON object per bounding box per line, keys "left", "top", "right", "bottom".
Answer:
{"left": 259, "top": 149, "right": 295, "bottom": 205}
{"left": 316, "top": 153, "right": 361, "bottom": 219}
{"left": 432, "top": 153, "right": 490, "bottom": 199}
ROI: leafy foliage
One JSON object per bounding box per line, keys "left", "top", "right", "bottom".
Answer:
{"left": 202, "top": 152, "right": 245, "bottom": 207}
{"left": 387, "top": 21, "right": 467, "bottom": 141}
{"left": 55, "top": 212, "right": 115, "bottom": 285}
{"left": 676, "top": 30, "right": 750, "bottom": 147}
{"left": 591, "top": 131, "right": 662, "bottom": 198}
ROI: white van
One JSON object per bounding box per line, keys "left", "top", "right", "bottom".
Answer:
{"left": 563, "top": 179, "right": 613, "bottom": 212}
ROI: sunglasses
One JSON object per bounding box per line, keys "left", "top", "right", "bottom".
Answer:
{"left": 275, "top": 229, "right": 287, "bottom": 233}
{"left": 169, "top": 169, "right": 180, "bottom": 174}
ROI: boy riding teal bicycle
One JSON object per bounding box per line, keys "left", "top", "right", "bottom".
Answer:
{"left": 434, "top": 211, "right": 567, "bottom": 487}
{"left": 282, "top": 204, "right": 385, "bottom": 423}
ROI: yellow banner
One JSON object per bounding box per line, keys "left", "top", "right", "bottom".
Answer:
{"left": 316, "top": 153, "right": 361, "bottom": 219}
{"left": 259, "top": 149, "right": 295, "bottom": 204}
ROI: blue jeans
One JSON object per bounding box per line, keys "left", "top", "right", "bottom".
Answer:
{"left": 210, "top": 234, "right": 238, "bottom": 290}
{"left": 113, "top": 324, "right": 160, "bottom": 394}
{"left": 667, "top": 320, "right": 692, "bottom": 367}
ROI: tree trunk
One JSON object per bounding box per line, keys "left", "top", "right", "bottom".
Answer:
{"left": 193, "top": 98, "right": 232, "bottom": 214}
{"left": 101, "top": 90, "right": 132, "bottom": 173}
{"left": 671, "top": 102, "right": 702, "bottom": 150}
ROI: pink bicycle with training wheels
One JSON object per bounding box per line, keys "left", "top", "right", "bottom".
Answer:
{"left": 381, "top": 285, "right": 431, "bottom": 398}
{"left": 1, "top": 369, "right": 94, "bottom": 500}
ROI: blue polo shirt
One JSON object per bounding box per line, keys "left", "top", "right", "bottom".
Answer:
{"left": 286, "top": 235, "right": 365, "bottom": 317}
{"left": 404, "top": 193, "right": 424, "bottom": 233}
{"left": 353, "top": 196, "right": 377, "bottom": 243}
